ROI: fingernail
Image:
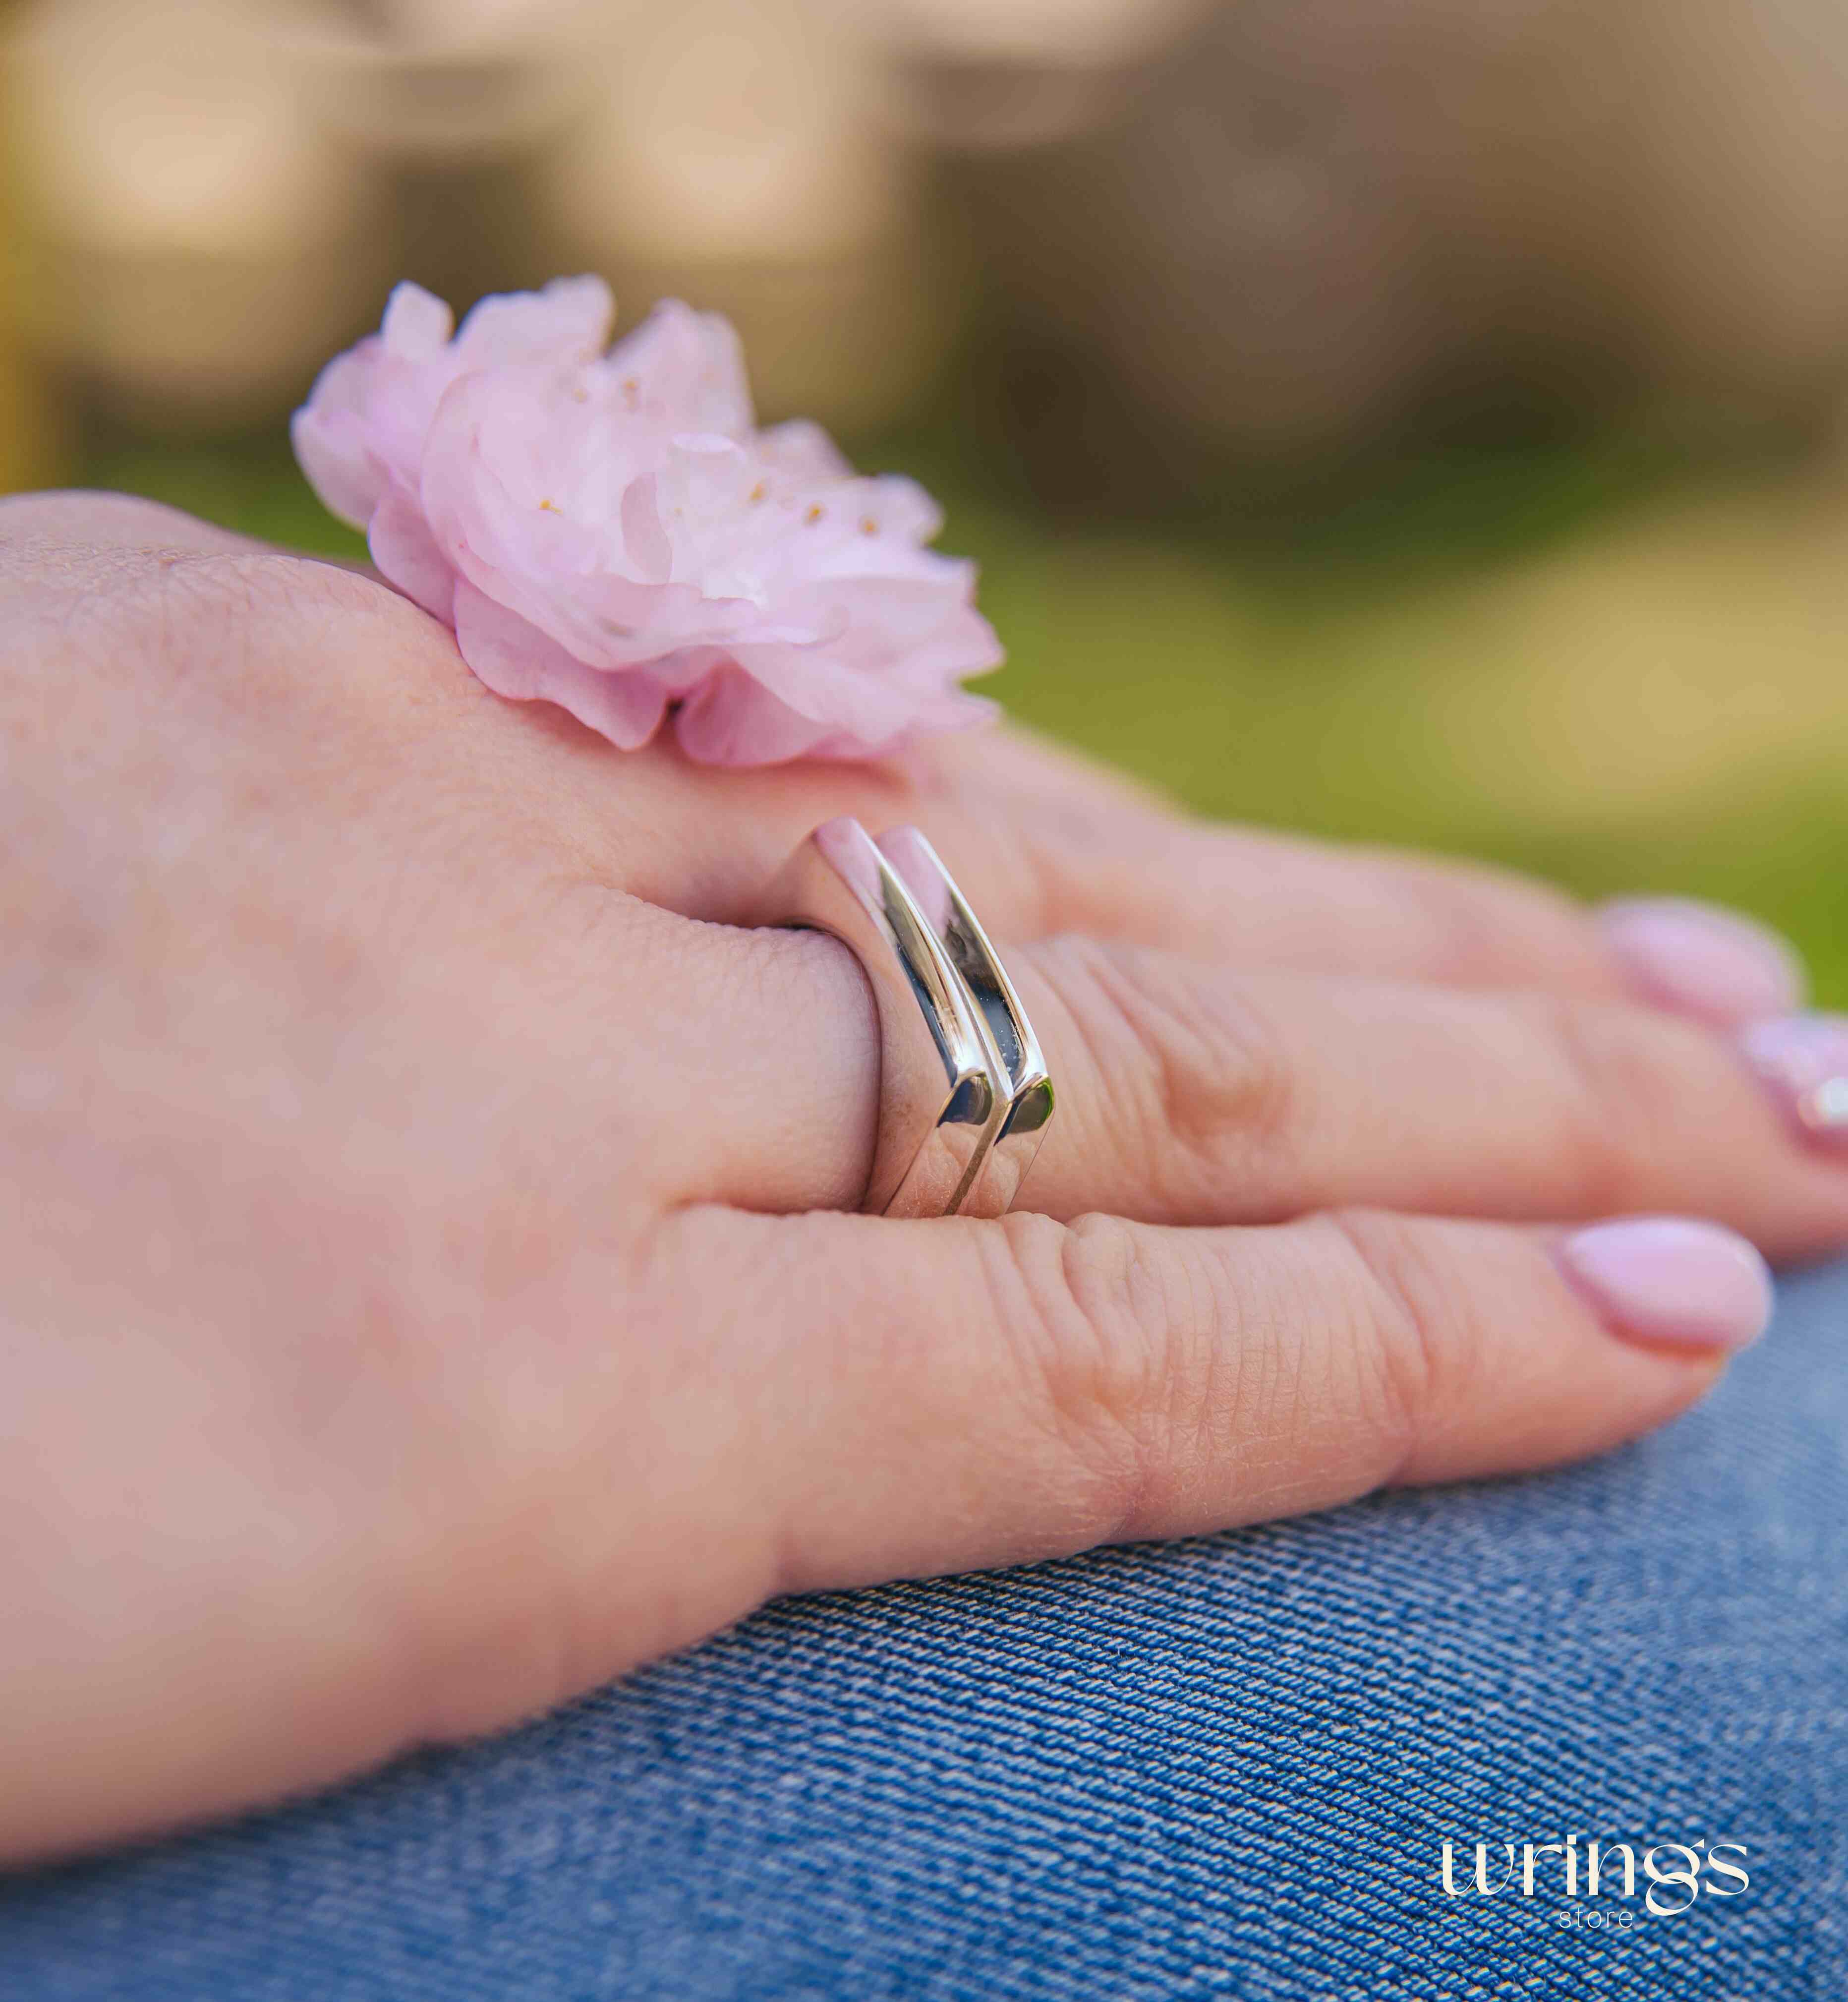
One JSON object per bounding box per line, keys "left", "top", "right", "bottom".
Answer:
{"left": 1557, "top": 1217, "right": 1772, "bottom": 1352}
{"left": 1739, "top": 1014, "right": 1848, "bottom": 1150}
{"left": 1598, "top": 897, "right": 1805, "bottom": 1028}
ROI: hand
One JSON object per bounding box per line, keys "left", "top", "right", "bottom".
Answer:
{"left": 2, "top": 494, "right": 1840, "bottom": 1862}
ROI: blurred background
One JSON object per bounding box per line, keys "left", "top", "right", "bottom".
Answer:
{"left": 2, "top": 0, "right": 1845, "bottom": 991}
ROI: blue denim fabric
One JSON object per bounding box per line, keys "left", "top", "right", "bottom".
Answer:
{"left": 4, "top": 1259, "right": 1846, "bottom": 2001}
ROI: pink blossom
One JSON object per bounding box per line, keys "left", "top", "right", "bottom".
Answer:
{"left": 292, "top": 279, "right": 1001, "bottom": 764}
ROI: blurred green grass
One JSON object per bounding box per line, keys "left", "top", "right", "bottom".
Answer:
{"left": 84, "top": 426, "right": 1848, "bottom": 1004}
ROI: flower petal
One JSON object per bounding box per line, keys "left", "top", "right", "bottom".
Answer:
{"left": 602, "top": 300, "right": 754, "bottom": 439}
{"left": 291, "top": 279, "right": 1003, "bottom": 766}
{"left": 453, "top": 579, "right": 668, "bottom": 750}
{"left": 673, "top": 664, "right": 843, "bottom": 765}
{"left": 381, "top": 282, "right": 456, "bottom": 359}
{"left": 454, "top": 276, "right": 614, "bottom": 367}
{"left": 368, "top": 483, "right": 455, "bottom": 622}
{"left": 290, "top": 347, "right": 390, "bottom": 529}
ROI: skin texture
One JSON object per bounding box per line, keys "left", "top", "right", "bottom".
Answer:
{"left": 2, "top": 492, "right": 1846, "bottom": 1866}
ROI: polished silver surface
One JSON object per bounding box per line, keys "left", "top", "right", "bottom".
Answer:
{"left": 776, "top": 817, "right": 1007, "bottom": 1219}
{"left": 877, "top": 825, "right": 1055, "bottom": 1220}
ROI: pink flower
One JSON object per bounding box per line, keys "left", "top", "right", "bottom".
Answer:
{"left": 292, "top": 279, "right": 1001, "bottom": 764}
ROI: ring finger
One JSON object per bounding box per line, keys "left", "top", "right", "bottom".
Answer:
{"left": 655, "top": 915, "right": 1848, "bottom": 1260}
{"left": 1007, "top": 938, "right": 1848, "bottom": 1257}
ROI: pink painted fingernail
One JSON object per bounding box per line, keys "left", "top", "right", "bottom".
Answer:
{"left": 1739, "top": 1013, "right": 1848, "bottom": 1151}
{"left": 1557, "top": 1217, "right": 1772, "bottom": 1352}
{"left": 1598, "top": 897, "right": 1805, "bottom": 1028}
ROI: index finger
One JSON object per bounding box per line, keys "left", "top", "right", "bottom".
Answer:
{"left": 645, "top": 1199, "right": 1763, "bottom": 1599}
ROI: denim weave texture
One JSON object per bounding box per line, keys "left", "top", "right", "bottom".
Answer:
{"left": 4, "top": 1259, "right": 1846, "bottom": 2001}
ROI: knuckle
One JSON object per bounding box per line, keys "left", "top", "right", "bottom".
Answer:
{"left": 1322, "top": 1208, "right": 1484, "bottom": 1480}
{"left": 1033, "top": 934, "right": 1295, "bottom": 1211}
{"left": 172, "top": 553, "right": 430, "bottom": 702}
{"left": 0, "top": 498, "right": 463, "bottom": 736}
{"left": 0, "top": 490, "right": 209, "bottom": 571}
{"left": 989, "top": 1209, "right": 1214, "bottom": 1539}
{"left": 1394, "top": 855, "right": 1602, "bottom": 990}
{"left": 9, "top": 540, "right": 369, "bottom": 711}
{"left": 123, "top": 555, "right": 297, "bottom": 691}
{"left": 1526, "top": 993, "right": 1685, "bottom": 1215}
{"left": 101, "top": 548, "right": 450, "bottom": 728}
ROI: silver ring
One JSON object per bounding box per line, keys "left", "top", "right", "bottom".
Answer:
{"left": 776, "top": 817, "right": 1053, "bottom": 1220}
{"left": 876, "top": 825, "right": 1054, "bottom": 1220}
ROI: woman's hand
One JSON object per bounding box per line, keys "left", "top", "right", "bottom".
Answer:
{"left": 2, "top": 494, "right": 1840, "bottom": 1862}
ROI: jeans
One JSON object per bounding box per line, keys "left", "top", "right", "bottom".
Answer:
{"left": 4, "top": 1260, "right": 1845, "bottom": 2002}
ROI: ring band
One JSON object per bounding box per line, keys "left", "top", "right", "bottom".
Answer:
{"left": 776, "top": 817, "right": 1052, "bottom": 1219}
{"left": 876, "top": 826, "right": 1054, "bottom": 1220}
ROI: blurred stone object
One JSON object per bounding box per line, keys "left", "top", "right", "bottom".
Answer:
{"left": 281, "top": 0, "right": 952, "bottom": 434}
{"left": 15, "top": 0, "right": 1844, "bottom": 473}
{"left": 873, "top": 0, "right": 1211, "bottom": 153}
{"left": 540, "top": 0, "right": 954, "bottom": 433}
{"left": 1609, "top": 0, "right": 1848, "bottom": 408}
{"left": 0, "top": 35, "right": 62, "bottom": 487}
{"left": 8, "top": 0, "right": 384, "bottom": 426}
{"left": 278, "top": 0, "right": 606, "bottom": 158}
{"left": 936, "top": 0, "right": 1848, "bottom": 478}
{"left": 273, "top": 0, "right": 612, "bottom": 312}
{"left": 8, "top": 0, "right": 951, "bottom": 440}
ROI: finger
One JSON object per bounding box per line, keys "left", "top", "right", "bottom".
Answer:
{"left": 606, "top": 905, "right": 1848, "bottom": 1260}
{"left": 644, "top": 1201, "right": 1764, "bottom": 1597}
{"left": 998, "top": 939, "right": 1848, "bottom": 1262}
{"left": 532, "top": 723, "right": 1627, "bottom": 994}
{"left": 902, "top": 732, "right": 1803, "bottom": 1019}
{"left": 518, "top": 891, "right": 881, "bottom": 1216}
{"left": 653, "top": 902, "right": 1848, "bottom": 1259}
{"left": 529, "top": 721, "right": 1792, "bottom": 1017}
{"left": 907, "top": 725, "right": 1630, "bottom": 988}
